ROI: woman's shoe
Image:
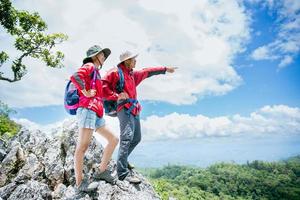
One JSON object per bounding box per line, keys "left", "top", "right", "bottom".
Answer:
{"left": 76, "top": 177, "right": 90, "bottom": 192}
{"left": 93, "top": 169, "right": 116, "bottom": 184}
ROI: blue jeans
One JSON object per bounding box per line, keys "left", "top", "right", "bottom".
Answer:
{"left": 77, "top": 107, "right": 105, "bottom": 130}
{"left": 117, "top": 108, "right": 141, "bottom": 180}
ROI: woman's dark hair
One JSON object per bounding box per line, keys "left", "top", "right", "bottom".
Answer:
{"left": 83, "top": 57, "right": 93, "bottom": 64}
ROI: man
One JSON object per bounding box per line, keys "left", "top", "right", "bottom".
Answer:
{"left": 102, "top": 51, "right": 176, "bottom": 183}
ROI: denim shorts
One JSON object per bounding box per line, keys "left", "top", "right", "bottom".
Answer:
{"left": 77, "top": 107, "right": 105, "bottom": 130}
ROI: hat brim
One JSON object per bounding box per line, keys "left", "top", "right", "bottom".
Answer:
{"left": 101, "top": 48, "right": 111, "bottom": 59}
{"left": 83, "top": 48, "right": 111, "bottom": 64}
{"left": 118, "top": 53, "right": 138, "bottom": 65}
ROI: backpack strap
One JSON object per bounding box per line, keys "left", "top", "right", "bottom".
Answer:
{"left": 116, "top": 67, "right": 138, "bottom": 115}
{"left": 116, "top": 67, "right": 125, "bottom": 93}
{"left": 91, "top": 67, "right": 98, "bottom": 90}
{"left": 126, "top": 98, "right": 138, "bottom": 115}
{"left": 86, "top": 67, "right": 101, "bottom": 110}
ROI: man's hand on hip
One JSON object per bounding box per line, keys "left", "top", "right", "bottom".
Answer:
{"left": 118, "top": 92, "right": 129, "bottom": 100}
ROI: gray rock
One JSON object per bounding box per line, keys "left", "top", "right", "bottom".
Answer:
{"left": 61, "top": 185, "right": 76, "bottom": 199}
{"left": 52, "top": 183, "right": 67, "bottom": 199}
{"left": 0, "top": 182, "right": 18, "bottom": 199}
{"left": 0, "top": 141, "right": 26, "bottom": 187}
{"left": 0, "top": 148, "right": 6, "bottom": 162}
{"left": 97, "top": 181, "right": 115, "bottom": 200}
{"left": 43, "top": 138, "right": 65, "bottom": 187}
{"left": 14, "top": 153, "right": 44, "bottom": 182}
{"left": 58, "top": 182, "right": 95, "bottom": 200}
{"left": 111, "top": 172, "right": 160, "bottom": 200}
{"left": 0, "top": 135, "right": 9, "bottom": 162}
{"left": 0, "top": 119, "right": 161, "bottom": 200}
{"left": 9, "top": 128, "right": 48, "bottom": 159}
{"left": 7, "top": 180, "right": 52, "bottom": 200}
{"left": 87, "top": 181, "right": 99, "bottom": 191}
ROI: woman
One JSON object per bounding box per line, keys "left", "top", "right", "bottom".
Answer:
{"left": 70, "top": 45, "right": 119, "bottom": 191}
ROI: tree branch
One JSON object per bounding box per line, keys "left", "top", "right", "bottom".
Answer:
{"left": 0, "top": 47, "right": 36, "bottom": 82}
{"left": 0, "top": 74, "right": 17, "bottom": 82}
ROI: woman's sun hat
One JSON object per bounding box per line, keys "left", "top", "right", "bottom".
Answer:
{"left": 83, "top": 45, "right": 111, "bottom": 64}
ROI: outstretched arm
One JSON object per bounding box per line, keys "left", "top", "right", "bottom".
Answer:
{"left": 133, "top": 66, "right": 177, "bottom": 86}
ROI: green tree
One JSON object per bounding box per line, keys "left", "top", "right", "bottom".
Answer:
{"left": 0, "top": 100, "right": 14, "bottom": 117}
{"left": 0, "top": 0, "right": 67, "bottom": 82}
{"left": 0, "top": 100, "right": 20, "bottom": 140}
{"left": 144, "top": 157, "right": 300, "bottom": 200}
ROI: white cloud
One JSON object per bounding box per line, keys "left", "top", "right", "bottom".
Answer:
{"left": 251, "top": 46, "right": 278, "bottom": 60}
{"left": 250, "top": 0, "right": 300, "bottom": 68}
{"left": 15, "top": 105, "right": 300, "bottom": 141}
{"left": 12, "top": 117, "right": 67, "bottom": 135}
{"left": 140, "top": 104, "right": 300, "bottom": 141}
{"left": 0, "top": 0, "right": 250, "bottom": 107}
{"left": 13, "top": 115, "right": 121, "bottom": 147}
{"left": 278, "top": 55, "right": 293, "bottom": 68}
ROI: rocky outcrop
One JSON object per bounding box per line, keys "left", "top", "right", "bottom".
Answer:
{"left": 0, "top": 119, "right": 160, "bottom": 200}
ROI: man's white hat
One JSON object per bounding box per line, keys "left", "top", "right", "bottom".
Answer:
{"left": 119, "top": 51, "right": 138, "bottom": 65}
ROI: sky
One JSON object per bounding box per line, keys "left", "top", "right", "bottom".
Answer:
{"left": 0, "top": 0, "right": 300, "bottom": 166}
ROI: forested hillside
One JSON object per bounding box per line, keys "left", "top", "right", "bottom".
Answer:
{"left": 142, "top": 156, "right": 300, "bottom": 200}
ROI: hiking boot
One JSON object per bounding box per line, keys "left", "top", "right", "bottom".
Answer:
{"left": 75, "top": 176, "right": 90, "bottom": 193}
{"left": 128, "top": 163, "right": 135, "bottom": 170}
{"left": 124, "top": 174, "right": 141, "bottom": 184}
{"left": 93, "top": 169, "right": 116, "bottom": 184}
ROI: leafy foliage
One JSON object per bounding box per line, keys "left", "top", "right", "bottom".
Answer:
{"left": 144, "top": 157, "right": 300, "bottom": 200}
{"left": 0, "top": 100, "right": 20, "bottom": 141}
{"left": 0, "top": 0, "right": 67, "bottom": 82}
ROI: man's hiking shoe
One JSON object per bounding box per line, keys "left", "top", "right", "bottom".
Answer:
{"left": 128, "top": 163, "right": 135, "bottom": 170}
{"left": 124, "top": 174, "right": 141, "bottom": 184}
{"left": 93, "top": 169, "right": 116, "bottom": 184}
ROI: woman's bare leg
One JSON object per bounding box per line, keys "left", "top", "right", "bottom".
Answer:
{"left": 74, "top": 128, "right": 93, "bottom": 186}
{"left": 95, "top": 125, "right": 119, "bottom": 172}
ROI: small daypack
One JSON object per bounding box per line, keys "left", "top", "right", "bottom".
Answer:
{"left": 103, "top": 67, "right": 138, "bottom": 117}
{"left": 64, "top": 67, "right": 97, "bottom": 115}
{"left": 103, "top": 67, "right": 125, "bottom": 117}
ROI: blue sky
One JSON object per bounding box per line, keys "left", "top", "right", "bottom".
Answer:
{"left": 131, "top": 134, "right": 300, "bottom": 167}
{"left": 8, "top": 0, "right": 300, "bottom": 123}
{"left": 0, "top": 0, "right": 299, "bottom": 164}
